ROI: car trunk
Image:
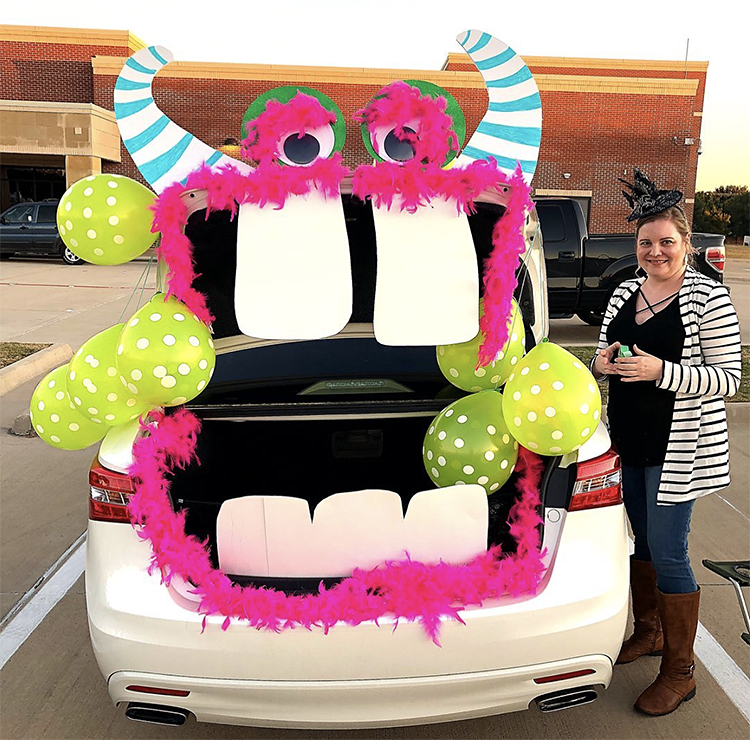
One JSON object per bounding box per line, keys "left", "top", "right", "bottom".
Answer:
{"left": 155, "top": 194, "right": 549, "bottom": 593}
{"left": 167, "top": 404, "right": 549, "bottom": 592}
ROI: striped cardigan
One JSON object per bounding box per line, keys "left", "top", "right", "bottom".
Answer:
{"left": 595, "top": 267, "right": 742, "bottom": 504}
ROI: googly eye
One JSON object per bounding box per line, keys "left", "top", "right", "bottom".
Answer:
{"left": 276, "top": 124, "right": 335, "bottom": 167}
{"left": 370, "top": 120, "right": 419, "bottom": 164}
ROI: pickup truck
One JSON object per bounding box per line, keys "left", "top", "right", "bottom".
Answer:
{"left": 0, "top": 200, "right": 83, "bottom": 265}
{"left": 536, "top": 198, "right": 726, "bottom": 325}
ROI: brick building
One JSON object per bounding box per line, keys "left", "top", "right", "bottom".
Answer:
{"left": 1, "top": 24, "right": 707, "bottom": 233}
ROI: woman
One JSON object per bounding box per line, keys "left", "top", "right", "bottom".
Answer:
{"left": 592, "top": 169, "right": 742, "bottom": 716}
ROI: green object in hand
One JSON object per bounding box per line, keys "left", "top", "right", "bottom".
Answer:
{"left": 619, "top": 345, "right": 633, "bottom": 358}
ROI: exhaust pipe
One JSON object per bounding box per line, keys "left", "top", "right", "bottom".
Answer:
{"left": 125, "top": 703, "right": 189, "bottom": 726}
{"left": 534, "top": 686, "right": 599, "bottom": 713}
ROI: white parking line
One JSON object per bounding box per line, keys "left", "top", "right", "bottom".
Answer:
{"left": 695, "top": 621, "right": 750, "bottom": 723}
{"left": 0, "top": 537, "right": 86, "bottom": 670}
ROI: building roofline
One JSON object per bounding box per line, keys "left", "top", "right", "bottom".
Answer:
{"left": 442, "top": 51, "right": 708, "bottom": 73}
{"left": 91, "top": 55, "right": 699, "bottom": 96}
{"left": 0, "top": 24, "right": 146, "bottom": 53}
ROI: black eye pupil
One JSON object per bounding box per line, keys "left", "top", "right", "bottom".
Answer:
{"left": 283, "top": 133, "right": 320, "bottom": 165}
{"left": 384, "top": 127, "right": 416, "bottom": 162}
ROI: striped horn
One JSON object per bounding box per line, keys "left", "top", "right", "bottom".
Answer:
{"left": 454, "top": 30, "right": 542, "bottom": 184}
{"left": 114, "top": 46, "right": 253, "bottom": 193}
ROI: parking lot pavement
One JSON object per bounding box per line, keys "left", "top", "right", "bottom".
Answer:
{"left": 0, "top": 258, "right": 157, "bottom": 349}
{"left": 0, "top": 373, "right": 91, "bottom": 620}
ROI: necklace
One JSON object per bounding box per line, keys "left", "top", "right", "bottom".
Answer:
{"left": 636, "top": 288, "right": 680, "bottom": 316}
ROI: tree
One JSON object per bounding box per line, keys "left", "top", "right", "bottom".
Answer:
{"left": 693, "top": 201, "right": 731, "bottom": 234}
{"left": 724, "top": 190, "right": 749, "bottom": 238}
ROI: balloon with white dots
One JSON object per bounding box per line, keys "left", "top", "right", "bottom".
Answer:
{"left": 56, "top": 174, "right": 158, "bottom": 265}
{"left": 116, "top": 294, "right": 215, "bottom": 406}
{"left": 68, "top": 324, "right": 153, "bottom": 425}
{"left": 437, "top": 298, "right": 526, "bottom": 392}
{"left": 423, "top": 390, "right": 519, "bottom": 494}
{"left": 29, "top": 365, "right": 108, "bottom": 450}
{"left": 502, "top": 340, "right": 601, "bottom": 456}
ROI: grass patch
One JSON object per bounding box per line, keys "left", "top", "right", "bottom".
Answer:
{"left": 565, "top": 345, "right": 750, "bottom": 403}
{"left": 0, "top": 342, "right": 51, "bottom": 369}
{"left": 726, "top": 244, "right": 749, "bottom": 261}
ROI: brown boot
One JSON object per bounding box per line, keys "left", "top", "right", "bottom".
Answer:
{"left": 616, "top": 560, "right": 664, "bottom": 664}
{"left": 635, "top": 588, "right": 700, "bottom": 716}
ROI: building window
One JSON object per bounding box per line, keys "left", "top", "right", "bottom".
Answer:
{"left": 2, "top": 167, "right": 66, "bottom": 207}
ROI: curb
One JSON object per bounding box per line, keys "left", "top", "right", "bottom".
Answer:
{"left": 0, "top": 343, "right": 73, "bottom": 396}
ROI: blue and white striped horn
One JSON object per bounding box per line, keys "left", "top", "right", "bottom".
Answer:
{"left": 455, "top": 30, "right": 542, "bottom": 184}
{"left": 114, "top": 46, "right": 252, "bottom": 193}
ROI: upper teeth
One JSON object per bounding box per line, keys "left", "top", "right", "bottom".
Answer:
{"left": 217, "top": 485, "right": 489, "bottom": 577}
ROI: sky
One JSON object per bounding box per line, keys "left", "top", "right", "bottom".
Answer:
{"left": 3, "top": 0, "right": 748, "bottom": 190}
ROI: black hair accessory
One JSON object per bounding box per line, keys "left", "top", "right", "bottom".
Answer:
{"left": 619, "top": 168, "right": 683, "bottom": 222}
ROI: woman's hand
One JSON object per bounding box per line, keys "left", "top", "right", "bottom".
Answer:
{"left": 614, "top": 344, "right": 664, "bottom": 382}
{"left": 593, "top": 342, "right": 621, "bottom": 378}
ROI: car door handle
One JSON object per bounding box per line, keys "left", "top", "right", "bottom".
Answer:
{"left": 558, "top": 251, "right": 576, "bottom": 261}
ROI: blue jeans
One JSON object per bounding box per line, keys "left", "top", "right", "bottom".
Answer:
{"left": 621, "top": 464, "right": 698, "bottom": 594}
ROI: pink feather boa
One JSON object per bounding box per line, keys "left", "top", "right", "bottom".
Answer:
{"left": 242, "top": 93, "right": 338, "bottom": 165}
{"left": 354, "top": 81, "right": 459, "bottom": 164}
{"left": 478, "top": 166, "right": 533, "bottom": 366}
{"left": 128, "top": 408, "right": 546, "bottom": 643}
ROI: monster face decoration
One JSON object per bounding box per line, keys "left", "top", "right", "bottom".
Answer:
{"left": 39, "top": 31, "right": 566, "bottom": 641}
{"left": 110, "top": 31, "right": 542, "bottom": 356}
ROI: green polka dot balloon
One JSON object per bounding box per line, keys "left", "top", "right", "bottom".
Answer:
{"left": 423, "top": 390, "right": 519, "bottom": 495}
{"left": 68, "top": 324, "right": 153, "bottom": 425}
{"left": 502, "top": 340, "right": 602, "bottom": 456}
{"left": 117, "top": 294, "right": 216, "bottom": 406}
{"left": 56, "top": 174, "right": 157, "bottom": 265}
{"left": 437, "top": 299, "right": 525, "bottom": 392}
{"left": 29, "top": 365, "right": 109, "bottom": 450}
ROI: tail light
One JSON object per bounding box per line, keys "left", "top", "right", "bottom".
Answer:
{"left": 569, "top": 448, "right": 622, "bottom": 511}
{"left": 705, "top": 246, "right": 725, "bottom": 273}
{"left": 89, "top": 458, "right": 135, "bottom": 523}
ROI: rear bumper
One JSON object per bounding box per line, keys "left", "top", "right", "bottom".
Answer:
{"left": 112, "top": 655, "right": 610, "bottom": 729}
{"left": 86, "top": 504, "right": 629, "bottom": 727}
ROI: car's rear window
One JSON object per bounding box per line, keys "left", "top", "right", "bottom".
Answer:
{"left": 37, "top": 204, "right": 57, "bottom": 223}
{"left": 195, "top": 337, "right": 462, "bottom": 405}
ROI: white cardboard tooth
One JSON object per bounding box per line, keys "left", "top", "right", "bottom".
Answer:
{"left": 372, "top": 195, "right": 479, "bottom": 346}
{"left": 405, "top": 485, "right": 488, "bottom": 564}
{"left": 308, "top": 490, "right": 406, "bottom": 575}
{"left": 216, "top": 497, "right": 268, "bottom": 576}
{"left": 216, "top": 485, "right": 488, "bottom": 578}
{"left": 234, "top": 189, "right": 352, "bottom": 339}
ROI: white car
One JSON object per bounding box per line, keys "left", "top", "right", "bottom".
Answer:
{"left": 85, "top": 197, "right": 629, "bottom": 729}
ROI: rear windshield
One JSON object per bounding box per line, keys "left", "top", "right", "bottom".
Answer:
{"left": 196, "top": 338, "right": 464, "bottom": 405}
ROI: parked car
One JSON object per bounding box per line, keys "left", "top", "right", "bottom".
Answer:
{"left": 537, "top": 198, "right": 726, "bottom": 325}
{"left": 85, "top": 196, "right": 629, "bottom": 729}
{"left": 0, "top": 200, "right": 83, "bottom": 265}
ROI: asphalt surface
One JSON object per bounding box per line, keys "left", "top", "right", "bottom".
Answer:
{"left": 1, "top": 254, "right": 748, "bottom": 738}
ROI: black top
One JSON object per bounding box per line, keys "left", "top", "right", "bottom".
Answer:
{"left": 606, "top": 289, "right": 685, "bottom": 466}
